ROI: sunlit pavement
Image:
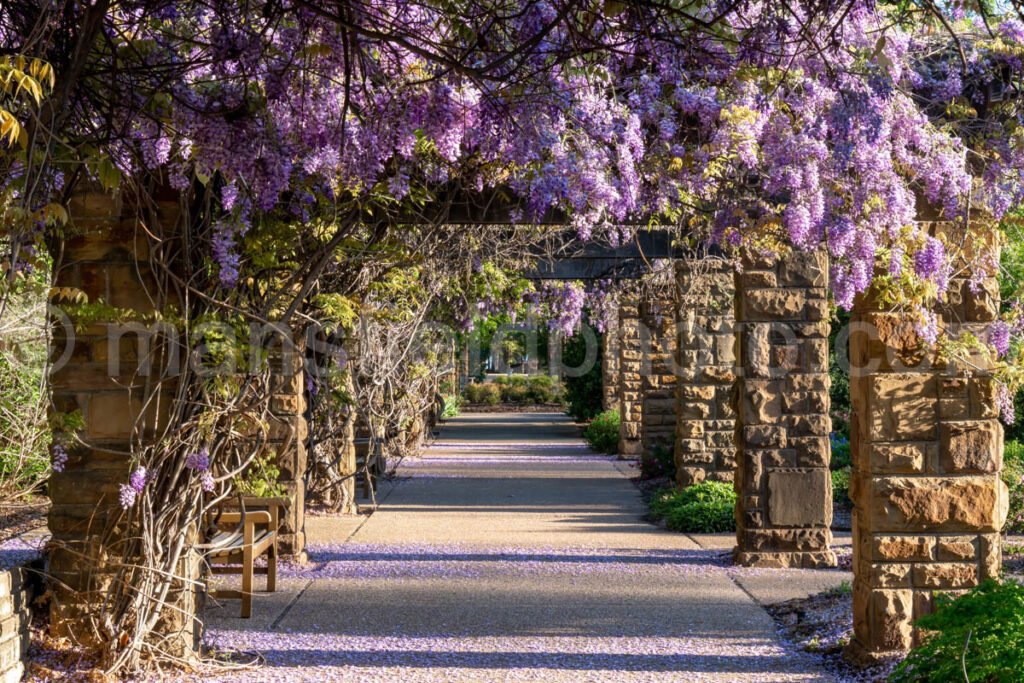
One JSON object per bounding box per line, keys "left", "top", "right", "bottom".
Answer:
{"left": 200, "top": 412, "right": 844, "bottom": 682}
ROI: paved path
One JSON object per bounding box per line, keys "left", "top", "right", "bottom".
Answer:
{"left": 203, "top": 412, "right": 842, "bottom": 682}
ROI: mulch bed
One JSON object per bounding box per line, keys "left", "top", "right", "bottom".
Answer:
{"left": 767, "top": 589, "right": 901, "bottom": 683}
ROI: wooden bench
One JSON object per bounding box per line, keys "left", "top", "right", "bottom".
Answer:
{"left": 204, "top": 496, "right": 283, "bottom": 618}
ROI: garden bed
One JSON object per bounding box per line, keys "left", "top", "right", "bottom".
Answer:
{"left": 767, "top": 587, "right": 900, "bottom": 683}
{"left": 766, "top": 538, "right": 1024, "bottom": 683}
{"left": 460, "top": 403, "right": 567, "bottom": 413}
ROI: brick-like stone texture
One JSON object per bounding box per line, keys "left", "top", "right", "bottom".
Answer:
{"left": 734, "top": 249, "right": 836, "bottom": 568}
{"left": 848, "top": 222, "right": 1006, "bottom": 656}
{"left": 0, "top": 563, "right": 38, "bottom": 683}
{"left": 266, "top": 348, "right": 308, "bottom": 559}
{"left": 639, "top": 292, "right": 677, "bottom": 466}
{"left": 48, "top": 188, "right": 200, "bottom": 653}
{"left": 617, "top": 297, "right": 644, "bottom": 458}
{"left": 602, "top": 306, "right": 620, "bottom": 413}
{"left": 674, "top": 259, "right": 736, "bottom": 487}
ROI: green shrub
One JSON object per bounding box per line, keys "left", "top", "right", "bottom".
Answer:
{"left": 649, "top": 482, "right": 736, "bottom": 533}
{"left": 481, "top": 383, "right": 501, "bottom": 405}
{"left": 584, "top": 409, "right": 619, "bottom": 454}
{"left": 500, "top": 380, "right": 531, "bottom": 403}
{"left": 1003, "top": 440, "right": 1024, "bottom": 533}
{"left": 527, "top": 374, "right": 562, "bottom": 404}
{"left": 562, "top": 331, "right": 603, "bottom": 420}
{"left": 830, "top": 434, "right": 851, "bottom": 469}
{"left": 891, "top": 579, "right": 1024, "bottom": 683}
{"left": 463, "top": 383, "right": 484, "bottom": 403}
{"left": 832, "top": 466, "right": 851, "bottom": 508}
{"left": 0, "top": 281, "right": 51, "bottom": 496}
{"left": 441, "top": 394, "right": 462, "bottom": 419}
{"left": 464, "top": 382, "right": 501, "bottom": 405}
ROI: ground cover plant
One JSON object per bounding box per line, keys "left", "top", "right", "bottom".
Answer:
{"left": 649, "top": 482, "right": 737, "bottom": 533}
{"left": 1003, "top": 440, "right": 1024, "bottom": 533}
{"left": 583, "top": 409, "right": 619, "bottom": 454}
{"left": 890, "top": 579, "right": 1024, "bottom": 683}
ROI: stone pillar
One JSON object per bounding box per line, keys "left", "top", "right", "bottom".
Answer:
{"left": 675, "top": 258, "right": 737, "bottom": 487}
{"left": 617, "top": 296, "right": 643, "bottom": 458}
{"left": 267, "top": 345, "right": 308, "bottom": 560}
{"left": 733, "top": 249, "right": 836, "bottom": 568}
{"left": 639, "top": 292, "right": 677, "bottom": 465}
{"left": 602, "top": 305, "right": 620, "bottom": 412}
{"left": 848, "top": 226, "right": 1006, "bottom": 658}
{"left": 48, "top": 188, "right": 198, "bottom": 650}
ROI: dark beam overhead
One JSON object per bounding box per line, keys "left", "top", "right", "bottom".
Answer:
{"left": 523, "top": 229, "right": 677, "bottom": 280}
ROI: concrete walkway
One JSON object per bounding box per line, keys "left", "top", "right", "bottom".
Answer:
{"left": 203, "top": 412, "right": 845, "bottom": 682}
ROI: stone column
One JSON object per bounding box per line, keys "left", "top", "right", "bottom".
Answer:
{"left": 847, "top": 225, "right": 1006, "bottom": 658}
{"left": 617, "top": 296, "right": 643, "bottom": 458}
{"left": 267, "top": 344, "right": 308, "bottom": 560}
{"left": 733, "top": 249, "right": 836, "bottom": 568}
{"left": 675, "top": 258, "right": 737, "bottom": 487}
{"left": 639, "top": 292, "right": 677, "bottom": 465}
{"left": 602, "top": 305, "right": 620, "bottom": 413}
{"left": 48, "top": 188, "right": 198, "bottom": 650}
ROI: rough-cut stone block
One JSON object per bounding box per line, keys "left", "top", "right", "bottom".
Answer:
{"left": 793, "top": 437, "right": 830, "bottom": 468}
{"left": 872, "top": 536, "right": 935, "bottom": 562}
{"left": 743, "top": 289, "right": 809, "bottom": 320}
{"left": 677, "top": 467, "right": 706, "bottom": 487}
{"left": 871, "top": 589, "right": 914, "bottom": 650}
{"left": 936, "top": 537, "right": 977, "bottom": 561}
{"left": 870, "top": 476, "right": 1007, "bottom": 532}
{"left": 980, "top": 535, "right": 1001, "bottom": 579}
{"left": 744, "top": 425, "right": 787, "bottom": 449}
{"left": 869, "top": 443, "right": 931, "bottom": 474}
{"left": 869, "top": 563, "right": 912, "bottom": 588}
{"left": 869, "top": 374, "right": 938, "bottom": 442}
{"left": 778, "top": 250, "right": 828, "bottom": 287}
{"left": 912, "top": 563, "right": 977, "bottom": 589}
{"left": 940, "top": 421, "right": 1001, "bottom": 474}
{"left": 742, "top": 381, "right": 782, "bottom": 423}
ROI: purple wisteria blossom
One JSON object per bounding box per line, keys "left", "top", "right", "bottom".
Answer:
{"left": 989, "top": 320, "right": 1012, "bottom": 357}
{"left": 187, "top": 448, "right": 216, "bottom": 492}
{"left": 913, "top": 236, "right": 950, "bottom": 290}
{"left": 119, "top": 466, "right": 148, "bottom": 509}
{"left": 998, "top": 382, "right": 1016, "bottom": 425}
{"left": 51, "top": 444, "right": 68, "bottom": 473}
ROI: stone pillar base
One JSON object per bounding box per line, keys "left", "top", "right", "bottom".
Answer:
{"left": 842, "top": 639, "right": 905, "bottom": 669}
{"left": 734, "top": 549, "right": 837, "bottom": 569}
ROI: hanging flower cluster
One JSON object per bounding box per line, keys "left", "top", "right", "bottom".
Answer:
{"left": 6, "top": 3, "right": 1023, "bottom": 305}
{"left": 186, "top": 448, "right": 216, "bottom": 493}
{"left": 119, "top": 466, "right": 148, "bottom": 509}
{"left": 5, "top": 4, "right": 1024, "bottom": 398}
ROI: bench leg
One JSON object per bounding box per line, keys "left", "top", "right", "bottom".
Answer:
{"left": 242, "top": 544, "right": 253, "bottom": 618}
{"left": 267, "top": 538, "right": 278, "bottom": 593}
